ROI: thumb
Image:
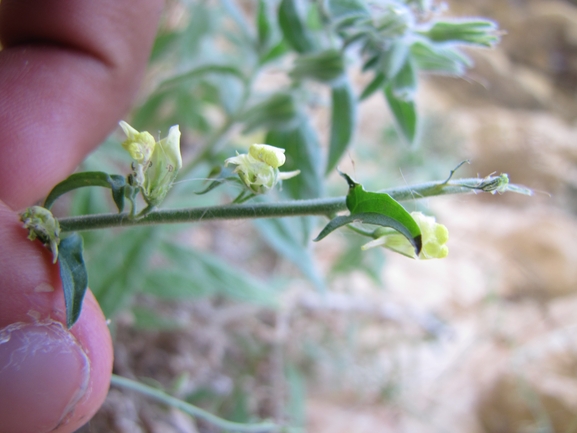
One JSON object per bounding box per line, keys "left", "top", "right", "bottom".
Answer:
{"left": 0, "top": 201, "right": 113, "bottom": 433}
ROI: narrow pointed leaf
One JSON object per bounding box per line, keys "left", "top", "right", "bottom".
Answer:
{"left": 384, "top": 83, "right": 417, "bottom": 144}
{"left": 58, "top": 233, "right": 88, "bottom": 328}
{"left": 278, "top": 0, "right": 316, "bottom": 53}
{"left": 265, "top": 117, "right": 323, "bottom": 199}
{"left": 44, "top": 171, "right": 126, "bottom": 212}
{"left": 359, "top": 72, "right": 386, "bottom": 101}
{"left": 314, "top": 212, "right": 418, "bottom": 247}
{"left": 195, "top": 166, "right": 236, "bottom": 195}
{"left": 326, "top": 79, "right": 356, "bottom": 174}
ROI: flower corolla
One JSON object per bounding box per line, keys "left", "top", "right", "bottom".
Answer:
{"left": 120, "top": 121, "right": 182, "bottom": 206}
{"left": 225, "top": 144, "right": 299, "bottom": 194}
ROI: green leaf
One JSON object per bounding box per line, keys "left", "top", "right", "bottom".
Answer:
{"left": 422, "top": 19, "right": 500, "bottom": 47}
{"left": 410, "top": 40, "right": 471, "bottom": 75}
{"left": 58, "top": 233, "right": 88, "bottom": 329}
{"left": 384, "top": 82, "right": 417, "bottom": 144}
{"left": 278, "top": 0, "right": 316, "bottom": 53}
{"left": 329, "top": 236, "right": 384, "bottom": 284}
{"left": 265, "top": 118, "right": 323, "bottom": 199}
{"left": 380, "top": 40, "right": 410, "bottom": 80}
{"left": 89, "top": 227, "right": 158, "bottom": 317}
{"left": 359, "top": 72, "right": 386, "bottom": 101}
{"left": 254, "top": 217, "right": 324, "bottom": 289}
{"left": 158, "top": 64, "right": 246, "bottom": 91}
{"left": 195, "top": 166, "right": 236, "bottom": 195}
{"left": 257, "top": 0, "right": 274, "bottom": 50}
{"left": 241, "top": 92, "right": 300, "bottom": 133}
{"left": 155, "top": 241, "right": 277, "bottom": 305}
{"left": 260, "top": 39, "right": 289, "bottom": 65}
{"left": 326, "top": 79, "right": 356, "bottom": 174}
{"left": 290, "top": 49, "right": 345, "bottom": 84}
{"left": 327, "top": 0, "right": 370, "bottom": 21}
{"left": 314, "top": 173, "right": 422, "bottom": 254}
{"left": 389, "top": 56, "right": 417, "bottom": 101}
{"left": 44, "top": 171, "right": 126, "bottom": 212}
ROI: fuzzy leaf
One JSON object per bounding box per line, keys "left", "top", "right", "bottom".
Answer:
{"left": 384, "top": 82, "right": 417, "bottom": 144}
{"left": 326, "top": 79, "right": 356, "bottom": 174}
{"left": 58, "top": 233, "right": 88, "bottom": 328}
{"left": 278, "top": 0, "right": 316, "bottom": 53}
{"left": 44, "top": 171, "right": 126, "bottom": 212}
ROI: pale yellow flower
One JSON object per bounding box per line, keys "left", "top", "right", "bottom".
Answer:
{"left": 225, "top": 144, "right": 299, "bottom": 194}
{"left": 119, "top": 120, "right": 156, "bottom": 164}
{"left": 119, "top": 121, "right": 182, "bottom": 206}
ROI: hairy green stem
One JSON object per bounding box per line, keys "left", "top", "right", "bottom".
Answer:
{"left": 110, "top": 375, "right": 280, "bottom": 432}
{"left": 58, "top": 177, "right": 506, "bottom": 233}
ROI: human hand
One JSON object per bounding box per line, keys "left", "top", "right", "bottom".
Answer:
{"left": 0, "top": 1, "right": 163, "bottom": 432}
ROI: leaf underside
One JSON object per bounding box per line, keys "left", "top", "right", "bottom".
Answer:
{"left": 314, "top": 212, "right": 422, "bottom": 254}
{"left": 58, "top": 233, "right": 88, "bottom": 328}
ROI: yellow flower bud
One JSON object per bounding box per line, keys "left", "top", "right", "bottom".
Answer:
{"left": 119, "top": 122, "right": 182, "bottom": 207}
{"left": 249, "top": 144, "right": 286, "bottom": 168}
{"left": 225, "top": 144, "right": 299, "bottom": 194}
{"left": 119, "top": 121, "right": 156, "bottom": 164}
{"left": 20, "top": 206, "right": 61, "bottom": 263}
{"left": 142, "top": 125, "right": 182, "bottom": 206}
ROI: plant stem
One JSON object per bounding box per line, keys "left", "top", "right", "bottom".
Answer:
{"left": 57, "top": 177, "right": 515, "bottom": 233}
{"left": 110, "top": 374, "right": 280, "bottom": 432}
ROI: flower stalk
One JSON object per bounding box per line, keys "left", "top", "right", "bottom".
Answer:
{"left": 57, "top": 176, "right": 528, "bottom": 233}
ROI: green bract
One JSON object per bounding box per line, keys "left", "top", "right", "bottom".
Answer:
{"left": 362, "top": 211, "right": 449, "bottom": 259}
{"left": 142, "top": 125, "right": 182, "bottom": 206}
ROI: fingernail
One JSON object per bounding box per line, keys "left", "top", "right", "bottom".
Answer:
{"left": 0, "top": 321, "right": 90, "bottom": 433}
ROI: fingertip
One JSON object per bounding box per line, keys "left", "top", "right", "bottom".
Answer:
{"left": 0, "top": 201, "right": 113, "bottom": 432}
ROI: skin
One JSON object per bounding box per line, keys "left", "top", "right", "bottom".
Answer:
{"left": 0, "top": 1, "right": 163, "bottom": 432}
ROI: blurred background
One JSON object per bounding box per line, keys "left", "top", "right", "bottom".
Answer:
{"left": 76, "top": 0, "right": 577, "bottom": 431}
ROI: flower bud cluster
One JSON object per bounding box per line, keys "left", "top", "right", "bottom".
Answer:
{"left": 119, "top": 121, "right": 182, "bottom": 207}
{"left": 225, "top": 144, "right": 300, "bottom": 194}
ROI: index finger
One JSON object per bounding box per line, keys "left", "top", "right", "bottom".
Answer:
{"left": 0, "top": 0, "right": 164, "bottom": 210}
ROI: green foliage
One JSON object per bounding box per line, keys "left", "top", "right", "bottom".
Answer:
{"left": 58, "top": 234, "right": 88, "bottom": 328}
{"left": 315, "top": 173, "right": 422, "bottom": 255}
{"left": 44, "top": 171, "right": 127, "bottom": 212}
{"left": 40, "top": 0, "right": 514, "bottom": 428}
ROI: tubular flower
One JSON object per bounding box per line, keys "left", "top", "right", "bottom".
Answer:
{"left": 225, "top": 144, "right": 299, "bottom": 194}
{"left": 362, "top": 211, "right": 449, "bottom": 259}
{"left": 119, "top": 121, "right": 156, "bottom": 164}
{"left": 120, "top": 122, "right": 182, "bottom": 207}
